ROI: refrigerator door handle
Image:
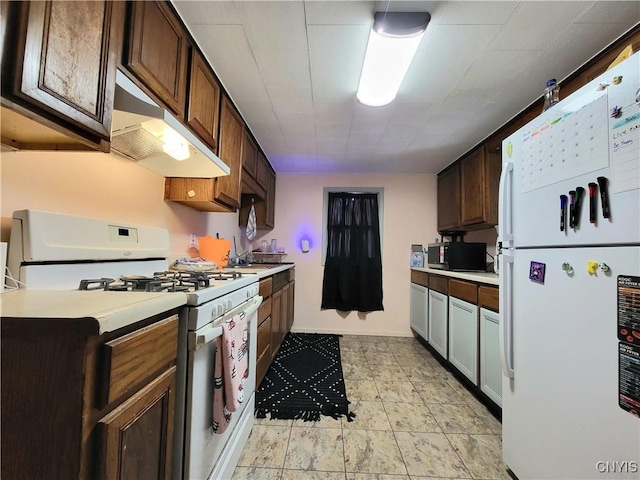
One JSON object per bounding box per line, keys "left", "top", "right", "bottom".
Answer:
{"left": 498, "top": 161, "right": 514, "bottom": 246}
{"left": 499, "top": 252, "right": 515, "bottom": 378}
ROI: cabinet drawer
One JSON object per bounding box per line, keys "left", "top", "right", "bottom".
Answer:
{"left": 258, "top": 296, "right": 272, "bottom": 324}
{"left": 449, "top": 279, "right": 478, "bottom": 304}
{"left": 259, "top": 277, "right": 273, "bottom": 298}
{"left": 411, "top": 270, "right": 429, "bottom": 287}
{"left": 478, "top": 286, "right": 499, "bottom": 312}
{"left": 272, "top": 270, "right": 290, "bottom": 292}
{"left": 100, "top": 315, "right": 178, "bottom": 407}
{"left": 429, "top": 275, "right": 448, "bottom": 295}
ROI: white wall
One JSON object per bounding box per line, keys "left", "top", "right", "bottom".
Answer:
{"left": 267, "top": 174, "right": 438, "bottom": 337}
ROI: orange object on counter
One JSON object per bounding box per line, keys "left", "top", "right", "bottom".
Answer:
{"left": 198, "top": 236, "right": 231, "bottom": 269}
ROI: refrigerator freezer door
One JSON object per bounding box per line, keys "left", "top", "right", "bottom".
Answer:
{"left": 502, "top": 246, "right": 640, "bottom": 479}
{"left": 502, "top": 53, "right": 639, "bottom": 249}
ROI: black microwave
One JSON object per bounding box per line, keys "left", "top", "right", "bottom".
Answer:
{"left": 427, "top": 242, "right": 487, "bottom": 271}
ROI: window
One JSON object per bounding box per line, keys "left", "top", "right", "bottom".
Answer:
{"left": 321, "top": 188, "right": 384, "bottom": 312}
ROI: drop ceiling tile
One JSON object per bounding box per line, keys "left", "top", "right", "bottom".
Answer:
{"left": 235, "top": 101, "right": 277, "bottom": 124}
{"left": 253, "top": 49, "right": 311, "bottom": 90}
{"left": 305, "top": 1, "right": 375, "bottom": 25}
{"left": 410, "top": 131, "right": 458, "bottom": 149}
{"left": 235, "top": 2, "right": 307, "bottom": 51}
{"left": 315, "top": 123, "right": 350, "bottom": 142}
{"left": 277, "top": 113, "right": 316, "bottom": 133}
{"left": 381, "top": 124, "right": 422, "bottom": 143}
{"left": 348, "top": 130, "right": 383, "bottom": 146}
{"left": 424, "top": 112, "right": 471, "bottom": 135}
{"left": 439, "top": 89, "right": 493, "bottom": 114}
{"left": 376, "top": 140, "right": 412, "bottom": 155}
{"left": 346, "top": 145, "right": 379, "bottom": 160}
{"left": 490, "top": 2, "right": 593, "bottom": 51}
{"left": 438, "top": 1, "right": 518, "bottom": 25}
{"left": 318, "top": 140, "right": 348, "bottom": 155}
{"left": 402, "top": 24, "right": 502, "bottom": 103}
{"left": 268, "top": 87, "right": 314, "bottom": 115}
{"left": 353, "top": 101, "right": 396, "bottom": 124}
{"left": 190, "top": 24, "right": 255, "bottom": 74}
{"left": 576, "top": 1, "right": 640, "bottom": 24}
{"left": 173, "top": 1, "right": 240, "bottom": 26}
{"left": 390, "top": 102, "right": 436, "bottom": 125}
{"left": 458, "top": 49, "right": 541, "bottom": 90}
{"left": 308, "top": 25, "right": 370, "bottom": 102}
{"left": 313, "top": 101, "right": 356, "bottom": 124}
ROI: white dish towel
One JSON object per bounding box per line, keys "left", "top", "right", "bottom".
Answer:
{"left": 246, "top": 203, "right": 257, "bottom": 240}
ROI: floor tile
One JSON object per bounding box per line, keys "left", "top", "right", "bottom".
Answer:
{"left": 394, "top": 431, "right": 471, "bottom": 478}
{"left": 383, "top": 402, "right": 442, "bottom": 433}
{"left": 342, "top": 400, "right": 391, "bottom": 430}
{"left": 238, "top": 425, "right": 291, "bottom": 468}
{"left": 401, "top": 365, "right": 446, "bottom": 383}
{"left": 232, "top": 466, "right": 283, "bottom": 479}
{"left": 254, "top": 417, "right": 293, "bottom": 427}
{"left": 343, "top": 429, "right": 407, "bottom": 475}
{"left": 428, "top": 404, "right": 495, "bottom": 434}
{"left": 284, "top": 426, "right": 345, "bottom": 472}
{"left": 413, "top": 379, "right": 468, "bottom": 404}
{"left": 344, "top": 378, "right": 380, "bottom": 401}
{"left": 346, "top": 474, "right": 410, "bottom": 480}
{"left": 447, "top": 434, "right": 511, "bottom": 479}
{"left": 281, "top": 470, "right": 346, "bottom": 480}
{"left": 342, "top": 361, "right": 374, "bottom": 380}
{"left": 364, "top": 351, "right": 398, "bottom": 365}
{"left": 341, "top": 351, "right": 368, "bottom": 364}
{"left": 370, "top": 364, "right": 410, "bottom": 381}
{"left": 292, "top": 415, "right": 343, "bottom": 429}
{"left": 375, "top": 380, "right": 423, "bottom": 403}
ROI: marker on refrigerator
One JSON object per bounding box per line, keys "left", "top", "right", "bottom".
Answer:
{"left": 588, "top": 182, "right": 598, "bottom": 224}
{"left": 574, "top": 187, "right": 585, "bottom": 228}
{"left": 569, "top": 190, "right": 576, "bottom": 228}
{"left": 560, "top": 195, "right": 568, "bottom": 232}
{"left": 597, "top": 176, "right": 610, "bottom": 219}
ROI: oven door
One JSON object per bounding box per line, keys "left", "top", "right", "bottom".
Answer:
{"left": 183, "top": 295, "right": 261, "bottom": 480}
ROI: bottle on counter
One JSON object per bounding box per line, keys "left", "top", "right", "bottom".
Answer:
{"left": 542, "top": 78, "right": 560, "bottom": 112}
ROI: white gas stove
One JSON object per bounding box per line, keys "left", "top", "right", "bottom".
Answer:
{"left": 6, "top": 209, "right": 262, "bottom": 480}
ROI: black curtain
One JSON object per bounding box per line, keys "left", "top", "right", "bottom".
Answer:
{"left": 321, "top": 192, "right": 383, "bottom": 312}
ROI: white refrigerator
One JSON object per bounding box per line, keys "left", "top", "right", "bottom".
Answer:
{"left": 499, "top": 52, "right": 640, "bottom": 479}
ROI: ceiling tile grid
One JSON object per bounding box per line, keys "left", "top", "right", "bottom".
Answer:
{"left": 172, "top": 1, "right": 640, "bottom": 174}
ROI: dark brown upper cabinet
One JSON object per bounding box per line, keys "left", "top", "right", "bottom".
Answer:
{"left": 437, "top": 163, "right": 460, "bottom": 231}
{"left": 2, "top": 1, "right": 124, "bottom": 150}
{"left": 124, "top": 1, "right": 188, "bottom": 117}
{"left": 186, "top": 49, "right": 221, "bottom": 153}
{"left": 215, "top": 95, "right": 244, "bottom": 209}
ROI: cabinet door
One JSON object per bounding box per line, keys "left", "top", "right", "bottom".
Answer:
{"left": 256, "top": 316, "right": 272, "bottom": 387}
{"left": 428, "top": 289, "right": 448, "bottom": 359}
{"left": 186, "top": 50, "right": 221, "bottom": 152}
{"left": 256, "top": 152, "right": 269, "bottom": 190}
{"left": 242, "top": 131, "right": 258, "bottom": 180}
{"left": 11, "top": 1, "right": 123, "bottom": 143}
{"left": 448, "top": 297, "right": 479, "bottom": 385}
{"left": 460, "top": 147, "right": 486, "bottom": 226}
{"left": 480, "top": 307, "right": 502, "bottom": 407}
{"left": 216, "top": 95, "right": 244, "bottom": 209}
{"left": 270, "top": 288, "right": 283, "bottom": 360}
{"left": 410, "top": 283, "right": 428, "bottom": 340}
{"left": 98, "top": 366, "right": 176, "bottom": 480}
{"left": 125, "top": 1, "right": 188, "bottom": 116}
{"left": 437, "top": 164, "right": 460, "bottom": 231}
{"left": 264, "top": 167, "right": 276, "bottom": 228}
{"left": 286, "top": 280, "right": 295, "bottom": 332}
{"left": 280, "top": 283, "right": 290, "bottom": 343}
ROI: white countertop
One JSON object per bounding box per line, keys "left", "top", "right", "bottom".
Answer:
{"left": 0, "top": 289, "right": 187, "bottom": 334}
{"left": 411, "top": 267, "right": 499, "bottom": 286}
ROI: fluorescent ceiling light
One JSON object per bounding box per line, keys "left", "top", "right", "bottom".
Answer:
{"left": 357, "top": 12, "right": 430, "bottom": 107}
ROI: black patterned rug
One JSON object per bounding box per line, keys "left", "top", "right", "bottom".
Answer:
{"left": 255, "top": 333, "right": 355, "bottom": 422}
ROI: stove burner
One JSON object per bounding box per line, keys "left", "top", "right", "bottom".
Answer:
{"left": 77, "top": 270, "right": 244, "bottom": 293}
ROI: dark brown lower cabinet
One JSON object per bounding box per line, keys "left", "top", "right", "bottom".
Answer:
{"left": 98, "top": 367, "right": 176, "bottom": 480}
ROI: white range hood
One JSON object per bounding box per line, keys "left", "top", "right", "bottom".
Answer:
{"left": 111, "top": 70, "right": 230, "bottom": 178}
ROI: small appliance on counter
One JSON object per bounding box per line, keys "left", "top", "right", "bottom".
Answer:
{"left": 410, "top": 244, "right": 424, "bottom": 267}
{"left": 427, "top": 230, "right": 486, "bottom": 271}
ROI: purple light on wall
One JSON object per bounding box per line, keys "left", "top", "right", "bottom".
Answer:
{"left": 292, "top": 218, "right": 319, "bottom": 253}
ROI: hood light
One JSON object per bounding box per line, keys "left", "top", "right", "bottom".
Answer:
{"left": 140, "top": 121, "right": 191, "bottom": 161}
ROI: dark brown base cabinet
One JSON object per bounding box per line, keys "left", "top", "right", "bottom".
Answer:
{"left": 256, "top": 268, "right": 295, "bottom": 387}
{"left": 1, "top": 312, "right": 180, "bottom": 480}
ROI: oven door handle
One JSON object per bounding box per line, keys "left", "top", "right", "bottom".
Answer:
{"left": 188, "top": 295, "right": 263, "bottom": 351}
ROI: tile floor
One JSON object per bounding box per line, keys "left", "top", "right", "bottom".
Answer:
{"left": 232, "top": 335, "right": 509, "bottom": 480}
